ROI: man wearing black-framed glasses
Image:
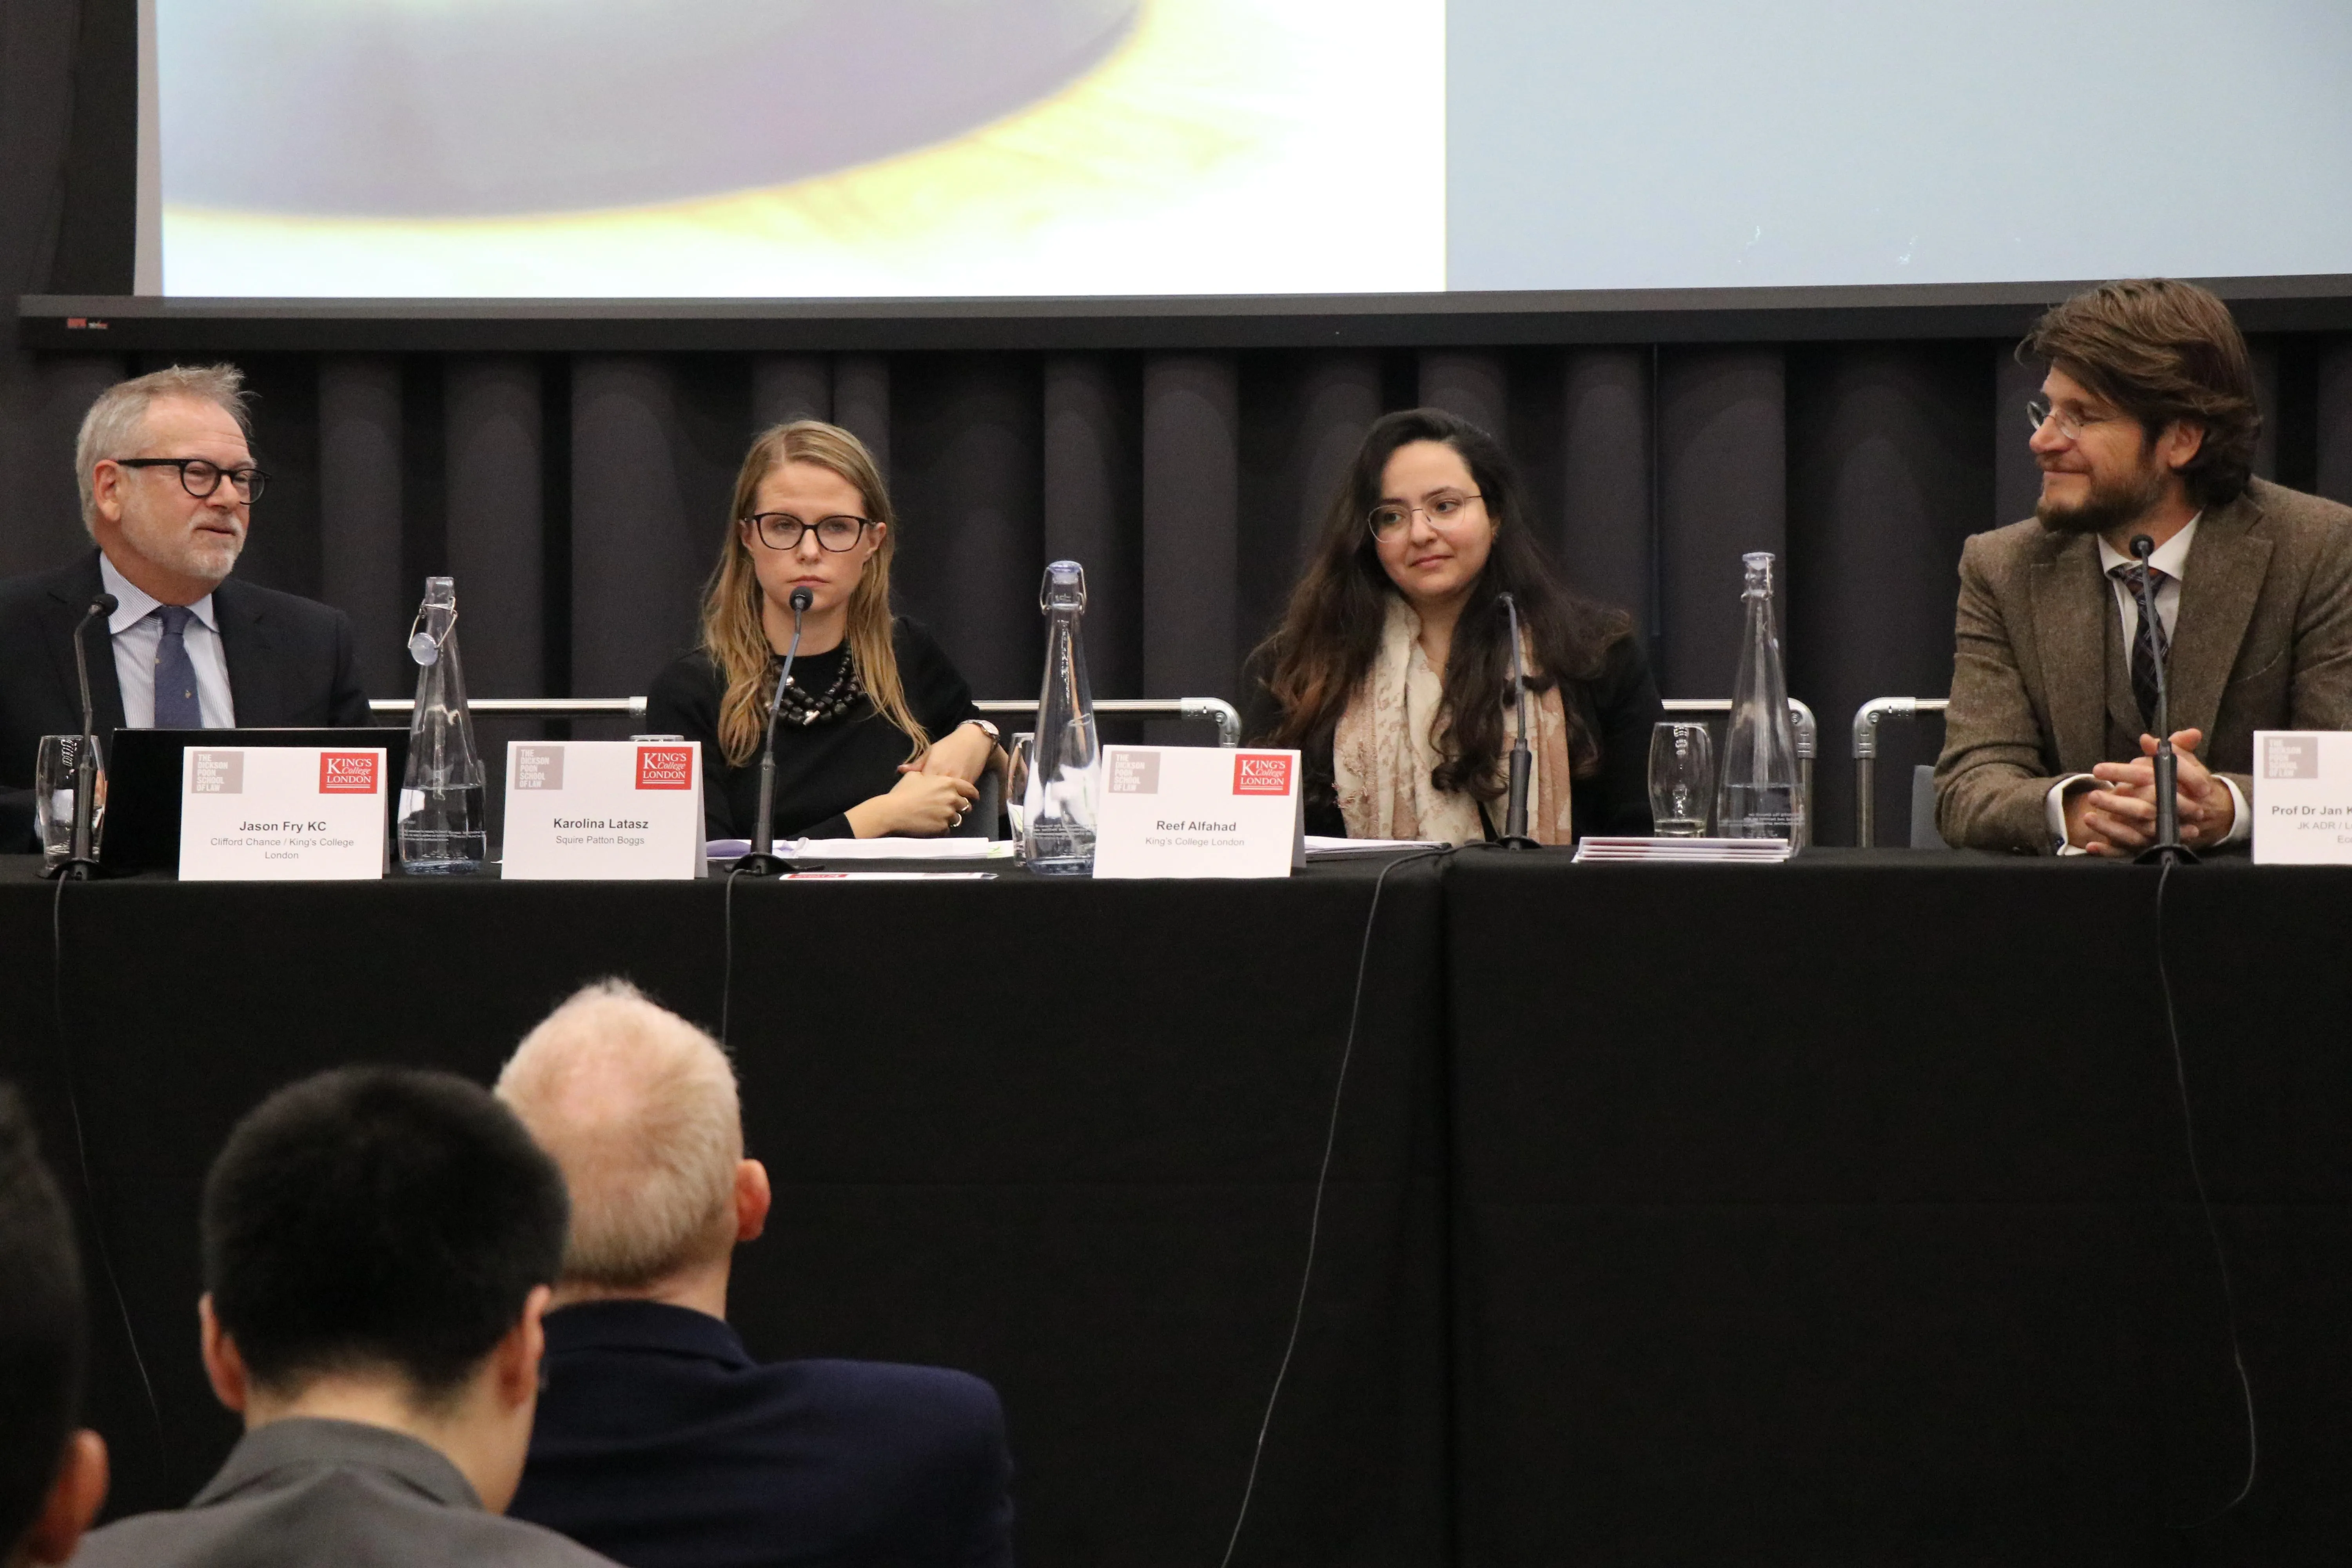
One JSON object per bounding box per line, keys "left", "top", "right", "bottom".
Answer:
{"left": 1935, "top": 279, "right": 2352, "bottom": 855}
{"left": 0, "top": 365, "right": 372, "bottom": 848}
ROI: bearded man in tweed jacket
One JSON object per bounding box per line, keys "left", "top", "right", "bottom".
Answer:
{"left": 1935, "top": 279, "right": 2352, "bottom": 855}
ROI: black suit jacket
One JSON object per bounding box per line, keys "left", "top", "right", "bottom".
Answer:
{"left": 510, "top": 1301, "right": 1014, "bottom": 1568}
{"left": 0, "top": 550, "right": 374, "bottom": 846}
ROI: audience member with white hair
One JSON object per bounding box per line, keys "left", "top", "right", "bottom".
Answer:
{"left": 497, "top": 980, "right": 1015, "bottom": 1568}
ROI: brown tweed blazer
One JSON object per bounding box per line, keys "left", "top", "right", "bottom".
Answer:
{"left": 1934, "top": 477, "right": 2352, "bottom": 853}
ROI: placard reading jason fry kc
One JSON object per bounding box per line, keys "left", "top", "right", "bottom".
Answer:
{"left": 178, "top": 746, "right": 389, "bottom": 880}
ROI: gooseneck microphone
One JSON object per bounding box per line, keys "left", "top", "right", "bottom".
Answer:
{"left": 1496, "top": 592, "right": 1538, "bottom": 849}
{"left": 2129, "top": 535, "right": 2194, "bottom": 865}
{"left": 735, "top": 585, "right": 815, "bottom": 877}
{"left": 52, "top": 592, "right": 118, "bottom": 880}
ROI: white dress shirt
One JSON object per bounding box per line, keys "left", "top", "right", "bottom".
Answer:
{"left": 2045, "top": 515, "right": 2250, "bottom": 850}
{"left": 100, "top": 553, "right": 237, "bottom": 730}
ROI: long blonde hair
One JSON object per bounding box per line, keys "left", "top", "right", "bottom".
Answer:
{"left": 702, "top": 421, "right": 928, "bottom": 767}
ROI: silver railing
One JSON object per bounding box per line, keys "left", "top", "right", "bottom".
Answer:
{"left": 978, "top": 697, "right": 1241, "bottom": 747}
{"left": 1663, "top": 697, "right": 1818, "bottom": 842}
{"left": 1851, "top": 696, "right": 1949, "bottom": 847}
{"left": 370, "top": 697, "right": 647, "bottom": 720}
{"left": 370, "top": 695, "right": 1244, "bottom": 747}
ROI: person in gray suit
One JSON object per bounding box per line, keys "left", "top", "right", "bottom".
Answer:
{"left": 1936, "top": 278, "right": 2352, "bottom": 855}
{"left": 71, "top": 1068, "right": 619, "bottom": 1568}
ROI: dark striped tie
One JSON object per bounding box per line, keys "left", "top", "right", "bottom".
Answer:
{"left": 2108, "top": 563, "right": 2170, "bottom": 733}
{"left": 154, "top": 604, "right": 203, "bottom": 728}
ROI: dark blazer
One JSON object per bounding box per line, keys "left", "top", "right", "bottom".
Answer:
{"left": 73, "top": 1417, "right": 618, "bottom": 1568}
{"left": 510, "top": 1300, "right": 1015, "bottom": 1568}
{"left": 1935, "top": 478, "right": 2352, "bottom": 852}
{"left": 0, "top": 550, "right": 373, "bottom": 846}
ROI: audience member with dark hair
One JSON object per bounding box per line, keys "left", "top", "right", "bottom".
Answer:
{"left": 72, "top": 1067, "right": 618, "bottom": 1568}
{"left": 0, "top": 1086, "right": 109, "bottom": 1568}
{"left": 497, "top": 980, "right": 1015, "bottom": 1568}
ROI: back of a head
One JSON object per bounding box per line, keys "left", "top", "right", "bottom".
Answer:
{"left": 2022, "top": 278, "right": 2259, "bottom": 510}
{"left": 0, "top": 1087, "right": 86, "bottom": 1559}
{"left": 203, "top": 1067, "right": 569, "bottom": 1401}
{"left": 497, "top": 980, "right": 744, "bottom": 1292}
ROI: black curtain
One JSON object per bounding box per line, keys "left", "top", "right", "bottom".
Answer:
{"left": 9, "top": 2, "right": 2352, "bottom": 843}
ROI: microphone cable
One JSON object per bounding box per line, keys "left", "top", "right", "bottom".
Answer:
{"left": 719, "top": 859, "right": 753, "bottom": 1048}
{"left": 2153, "top": 853, "right": 2258, "bottom": 1527}
{"left": 1218, "top": 844, "right": 1454, "bottom": 1568}
{"left": 49, "top": 873, "right": 167, "bottom": 1454}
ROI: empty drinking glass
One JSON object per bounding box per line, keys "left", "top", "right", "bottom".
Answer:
{"left": 34, "top": 734, "right": 104, "bottom": 869}
{"left": 1005, "top": 733, "right": 1034, "bottom": 844}
{"left": 1648, "top": 721, "right": 1712, "bottom": 837}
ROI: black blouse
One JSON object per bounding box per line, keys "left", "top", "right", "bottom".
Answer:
{"left": 646, "top": 619, "right": 983, "bottom": 841}
{"left": 1239, "top": 633, "right": 1665, "bottom": 841}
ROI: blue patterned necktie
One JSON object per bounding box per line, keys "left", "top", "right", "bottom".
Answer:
{"left": 2108, "top": 563, "right": 2171, "bottom": 732}
{"left": 154, "top": 604, "right": 203, "bottom": 728}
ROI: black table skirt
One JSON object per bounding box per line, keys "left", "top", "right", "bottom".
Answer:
{"left": 1450, "top": 851, "right": 2352, "bottom": 1566}
{"left": 7, "top": 849, "right": 2351, "bottom": 1564}
{"left": 0, "top": 855, "right": 1448, "bottom": 1568}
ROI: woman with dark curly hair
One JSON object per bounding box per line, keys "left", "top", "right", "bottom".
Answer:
{"left": 1243, "top": 407, "right": 1661, "bottom": 844}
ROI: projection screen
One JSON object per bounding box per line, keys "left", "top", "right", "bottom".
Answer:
{"left": 146, "top": 0, "right": 2352, "bottom": 299}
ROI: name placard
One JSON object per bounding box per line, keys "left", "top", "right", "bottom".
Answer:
{"left": 1091, "top": 746, "right": 1302, "bottom": 879}
{"left": 500, "top": 741, "right": 705, "bottom": 880}
{"left": 2252, "top": 730, "right": 2352, "bottom": 865}
{"left": 178, "top": 746, "right": 388, "bottom": 880}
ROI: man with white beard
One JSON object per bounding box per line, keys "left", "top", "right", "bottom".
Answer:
{"left": 0, "top": 365, "right": 371, "bottom": 845}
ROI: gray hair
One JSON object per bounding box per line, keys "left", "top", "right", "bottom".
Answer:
{"left": 74, "top": 364, "right": 252, "bottom": 535}
{"left": 495, "top": 980, "right": 744, "bottom": 1290}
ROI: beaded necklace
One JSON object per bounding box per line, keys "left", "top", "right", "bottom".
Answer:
{"left": 775, "top": 647, "right": 866, "bottom": 728}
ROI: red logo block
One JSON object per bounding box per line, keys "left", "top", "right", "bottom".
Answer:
{"left": 636, "top": 746, "right": 694, "bottom": 790}
{"left": 318, "top": 751, "right": 379, "bottom": 794}
{"left": 1232, "top": 752, "right": 1294, "bottom": 796}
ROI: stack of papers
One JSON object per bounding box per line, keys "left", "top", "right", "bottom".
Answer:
{"left": 706, "top": 837, "right": 1013, "bottom": 862}
{"left": 1572, "top": 836, "right": 1793, "bottom": 864}
{"left": 1304, "top": 836, "right": 1446, "bottom": 859}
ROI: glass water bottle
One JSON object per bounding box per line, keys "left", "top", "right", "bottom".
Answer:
{"left": 1714, "top": 551, "right": 1807, "bottom": 847}
{"left": 397, "top": 576, "right": 487, "bottom": 873}
{"left": 1022, "top": 560, "right": 1099, "bottom": 876}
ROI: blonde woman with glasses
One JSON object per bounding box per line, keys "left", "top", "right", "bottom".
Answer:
{"left": 647, "top": 421, "right": 1000, "bottom": 842}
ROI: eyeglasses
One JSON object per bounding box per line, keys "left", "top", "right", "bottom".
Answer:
{"left": 1367, "top": 490, "right": 1483, "bottom": 541}
{"left": 113, "top": 457, "right": 269, "bottom": 503}
{"left": 2024, "top": 399, "right": 2123, "bottom": 443}
{"left": 742, "top": 513, "right": 871, "bottom": 552}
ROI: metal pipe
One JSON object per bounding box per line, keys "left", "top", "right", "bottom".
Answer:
{"left": 1849, "top": 696, "right": 1948, "bottom": 846}
{"left": 369, "top": 694, "right": 1246, "bottom": 746}
{"left": 975, "top": 697, "right": 1243, "bottom": 747}
{"left": 371, "top": 697, "right": 646, "bottom": 719}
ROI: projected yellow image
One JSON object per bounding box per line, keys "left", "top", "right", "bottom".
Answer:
{"left": 159, "top": 0, "right": 1446, "bottom": 298}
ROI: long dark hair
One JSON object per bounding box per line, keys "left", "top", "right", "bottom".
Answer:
{"left": 1254, "top": 407, "right": 1632, "bottom": 800}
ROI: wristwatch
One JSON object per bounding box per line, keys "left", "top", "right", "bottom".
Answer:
{"left": 962, "top": 718, "right": 1001, "bottom": 743}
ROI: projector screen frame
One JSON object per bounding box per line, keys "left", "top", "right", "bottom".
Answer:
{"left": 20, "top": 276, "right": 2352, "bottom": 355}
